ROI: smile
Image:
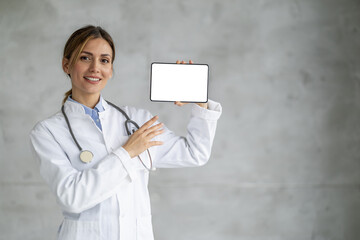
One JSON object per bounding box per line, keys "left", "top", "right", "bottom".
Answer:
{"left": 84, "top": 76, "right": 101, "bottom": 82}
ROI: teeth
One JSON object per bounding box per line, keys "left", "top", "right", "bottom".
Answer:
{"left": 85, "top": 77, "right": 100, "bottom": 81}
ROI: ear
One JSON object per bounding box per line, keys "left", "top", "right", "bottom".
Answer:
{"left": 62, "top": 58, "right": 70, "bottom": 74}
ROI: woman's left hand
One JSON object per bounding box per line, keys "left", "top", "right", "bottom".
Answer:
{"left": 174, "top": 60, "right": 208, "bottom": 109}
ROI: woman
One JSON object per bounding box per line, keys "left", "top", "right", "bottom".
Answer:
{"left": 30, "top": 25, "right": 222, "bottom": 240}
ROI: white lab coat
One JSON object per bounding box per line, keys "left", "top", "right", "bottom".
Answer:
{"left": 30, "top": 98, "right": 222, "bottom": 240}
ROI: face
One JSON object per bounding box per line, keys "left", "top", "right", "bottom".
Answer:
{"left": 63, "top": 38, "right": 113, "bottom": 100}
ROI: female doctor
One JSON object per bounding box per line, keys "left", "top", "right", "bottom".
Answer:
{"left": 30, "top": 25, "right": 222, "bottom": 240}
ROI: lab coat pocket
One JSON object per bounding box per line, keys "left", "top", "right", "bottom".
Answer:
{"left": 136, "top": 215, "right": 154, "bottom": 240}
{"left": 58, "top": 219, "right": 100, "bottom": 240}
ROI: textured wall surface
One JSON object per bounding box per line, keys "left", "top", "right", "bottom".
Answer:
{"left": 1, "top": 0, "right": 360, "bottom": 239}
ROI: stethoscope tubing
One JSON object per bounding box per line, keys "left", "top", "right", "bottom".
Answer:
{"left": 61, "top": 100, "right": 154, "bottom": 171}
{"left": 61, "top": 105, "right": 82, "bottom": 152}
{"left": 106, "top": 101, "right": 140, "bottom": 135}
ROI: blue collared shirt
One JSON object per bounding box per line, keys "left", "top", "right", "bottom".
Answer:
{"left": 68, "top": 96, "right": 104, "bottom": 131}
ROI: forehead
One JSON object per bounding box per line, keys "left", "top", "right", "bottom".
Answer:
{"left": 82, "top": 38, "right": 113, "bottom": 56}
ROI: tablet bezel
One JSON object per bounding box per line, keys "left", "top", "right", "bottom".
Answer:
{"left": 150, "top": 62, "right": 209, "bottom": 103}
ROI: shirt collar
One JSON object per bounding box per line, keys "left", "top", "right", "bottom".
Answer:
{"left": 67, "top": 95, "right": 105, "bottom": 114}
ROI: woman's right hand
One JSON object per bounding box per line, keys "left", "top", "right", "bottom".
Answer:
{"left": 122, "top": 116, "right": 164, "bottom": 158}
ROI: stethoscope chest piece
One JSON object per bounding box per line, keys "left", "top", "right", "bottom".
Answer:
{"left": 80, "top": 150, "right": 93, "bottom": 163}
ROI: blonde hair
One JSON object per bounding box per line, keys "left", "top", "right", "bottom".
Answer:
{"left": 62, "top": 25, "right": 115, "bottom": 105}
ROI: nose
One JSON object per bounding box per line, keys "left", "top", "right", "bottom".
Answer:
{"left": 89, "top": 60, "right": 100, "bottom": 73}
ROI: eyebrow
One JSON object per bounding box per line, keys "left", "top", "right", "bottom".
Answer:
{"left": 81, "top": 51, "right": 112, "bottom": 57}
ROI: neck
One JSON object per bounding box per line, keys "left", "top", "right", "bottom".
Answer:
{"left": 71, "top": 91, "right": 100, "bottom": 109}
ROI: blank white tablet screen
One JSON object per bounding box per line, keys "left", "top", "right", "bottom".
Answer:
{"left": 150, "top": 63, "right": 209, "bottom": 102}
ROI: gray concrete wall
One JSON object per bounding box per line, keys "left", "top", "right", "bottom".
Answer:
{"left": 1, "top": 0, "right": 359, "bottom": 239}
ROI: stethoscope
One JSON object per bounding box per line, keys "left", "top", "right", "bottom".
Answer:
{"left": 61, "top": 101, "right": 154, "bottom": 171}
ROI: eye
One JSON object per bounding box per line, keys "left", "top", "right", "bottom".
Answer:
{"left": 80, "top": 56, "right": 90, "bottom": 61}
{"left": 101, "top": 58, "right": 110, "bottom": 64}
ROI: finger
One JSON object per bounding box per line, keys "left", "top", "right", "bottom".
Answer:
{"left": 139, "top": 116, "right": 159, "bottom": 132}
{"left": 147, "top": 141, "right": 164, "bottom": 147}
{"left": 146, "top": 129, "right": 164, "bottom": 139}
{"left": 176, "top": 60, "right": 180, "bottom": 64}
{"left": 175, "top": 101, "right": 187, "bottom": 106}
{"left": 189, "top": 60, "right": 193, "bottom": 64}
{"left": 181, "top": 60, "right": 185, "bottom": 64}
{"left": 144, "top": 122, "right": 163, "bottom": 134}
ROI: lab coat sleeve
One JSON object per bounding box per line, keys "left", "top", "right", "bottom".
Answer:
{"left": 153, "top": 99, "right": 222, "bottom": 168}
{"left": 30, "top": 123, "right": 133, "bottom": 214}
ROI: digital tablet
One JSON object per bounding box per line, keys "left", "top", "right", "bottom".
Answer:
{"left": 150, "top": 62, "right": 209, "bottom": 103}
